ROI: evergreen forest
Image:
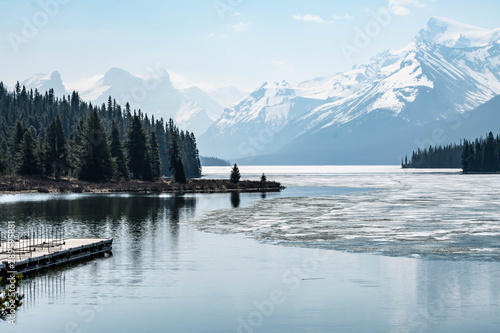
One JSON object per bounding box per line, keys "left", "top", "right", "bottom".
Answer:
{"left": 0, "top": 82, "right": 201, "bottom": 182}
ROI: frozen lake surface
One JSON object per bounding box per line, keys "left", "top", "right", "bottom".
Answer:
{"left": 199, "top": 165, "right": 500, "bottom": 261}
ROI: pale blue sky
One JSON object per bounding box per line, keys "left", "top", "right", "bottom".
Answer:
{"left": 1, "top": 0, "right": 499, "bottom": 91}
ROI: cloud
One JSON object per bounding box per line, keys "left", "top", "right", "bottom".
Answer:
{"left": 293, "top": 14, "right": 353, "bottom": 24}
{"left": 293, "top": 14, "right": 330, "bottom": 24}
{"left": 333, "top": 14, "right": 354, "bottom": 21}
{"left": 272, "top": 60, "right": 295, "bottom": 72}
{"left": 387, "top": 0, "right": 434, "bottom": 16}
{"left": 228, "top": 22, "right": 249, "bottom": 32}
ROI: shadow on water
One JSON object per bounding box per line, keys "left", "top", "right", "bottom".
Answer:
{"left": 0, "top": 188, "right": 325, "bottom": 319}
{"left": 230, "top": 192, "right": 241, "bottom": 208}
{"left": 0, "top": 194, "right": 200, "bottom": 313}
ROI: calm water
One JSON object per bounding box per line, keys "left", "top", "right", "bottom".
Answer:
{"left": 0, "top": 166, "right": 499, "bottom": 332}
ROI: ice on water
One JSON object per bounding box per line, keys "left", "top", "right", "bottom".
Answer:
{"left": 196, "top": 166, "right": 500, "bottom": 260}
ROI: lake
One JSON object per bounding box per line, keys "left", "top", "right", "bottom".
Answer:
{"left": 1, "top": 166, "right": 499, "bottom": 332}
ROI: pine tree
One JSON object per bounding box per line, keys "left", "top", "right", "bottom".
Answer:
{"left": 10, "top": 121, "right": 25, "bottom": 169}
{"left": 78, "top": 110, "right": 114, "bottom": 181}
{"left": 125, "top": 113, "right": 147, "bottom": 179}
{"left": 142, "top": 150, "right": 154, "bottom": 181}
{"left": 68, "top": 118, "right": 86, "bottom": 177}
{"left": 18, "top": 129, "right": 41, "bottom": 175}
{"left": 0, "top": 82, "right": 203, "bottom": 178}
{"left": 461, "top": 140, "right": 470, "bottom": 173}
{"left": 482, "top": 132, "right": 496, "bottom": 172}
{"left": 168, "top": 133, "right": 186, "bottom": 183}
{"left": 109, "top": 120, "right": 130, "bottom": 181}
{"left": 174, "top": 158, "right": 186, "bottom": 184}
{"left": 43, "top": 115, "right": 68, "bottom": 180}
{"left": 468, "top": 143, "right": 475, "bottom": 172}
{"left": 474, "top": 141, "right": 482, "bottom": 172}
{"left": 149, "top": 131, "right": 161, "bottom": 180}
{"left": 230, "top": 164, "right": 241, "bottom": 184}
{"left": 0, "top": 143, "right": 7, "bottom": 175}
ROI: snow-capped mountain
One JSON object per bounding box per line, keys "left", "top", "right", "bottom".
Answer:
{"left": 208, "top": 86, "right": 247, "bottom": 109}
{"left": 17, "top": 68, "right": 241, "bottom": 135}
{"left": 419, "top": 16, "right": 500, "bottom": 48}
{"left": 74, "top": 68, "right": 225, "bottom": 135}
{"left": 199, "top": 17, "right": 500, "bottom": 163}
{"left": 20, "top": 71, "right": 68, "bottom": 98}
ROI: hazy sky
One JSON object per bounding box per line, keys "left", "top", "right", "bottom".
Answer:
{"left": 1, "top": 0, "right": 499, "bottom": 91}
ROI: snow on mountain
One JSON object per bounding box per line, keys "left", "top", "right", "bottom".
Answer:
{"left": 207, "top": 86, "right": 247, "bottom": 108}
{"left": 418, "top": 16, "right": 500, "bottom": 48}
{"left": 19, "top": 68, "right": 226, "bottom": 135}
{"left": 20, "top": 71, "right": 68, "bottom": 97}
{"left": 181, "top": 86, "right": 225, "bottom": 120}
{"left": 77, "top": 68, "right": 225, "bottom": 135}
{"left": 200, "top": 17, "right": 500, "bottom": 163}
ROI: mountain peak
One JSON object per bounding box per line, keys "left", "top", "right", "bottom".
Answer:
{"left": 418, "top": 16, "right": 498, "bottom": 48}
{"left": 50, "top": 70, "right": 62, "bottom": 81}
{"left": 104, "top": 67, "right": 134, "bottom": 79}
{"left": 20, "top": 70, "right": 67, "bottom": 97}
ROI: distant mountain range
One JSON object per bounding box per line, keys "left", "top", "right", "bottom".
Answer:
{"left": 11, "top": 17, "right": 500, "bottom": 164}
{"left": 199, "top": 17, "right": 500, "bottom": 164}
{"left": 16, "top": 68, "right": 245, "bottom": 136}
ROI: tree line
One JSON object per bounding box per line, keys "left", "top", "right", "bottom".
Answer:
{"left": 0, "top": 82, "right": 201, "bottom": 182}
{"left": 461, "top": 132, "right": 500, "bottom": 173}
{"left": 402, "top": 143, "right": 463, "bottom": 168}
{"left": 200, "top": 156, "right": 230, "bottom": 166}
{"left": 402, "top": 132, "right": 500, "bottom": 173}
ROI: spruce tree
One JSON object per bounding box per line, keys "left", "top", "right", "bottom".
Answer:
{"left": 109, "top": 120, "right": 130, "bottom": 181}
{"left": 461, "top": 140, "right": 469, "bottom": 173}
{"left": 68, "top": 118, "right": 86, "bottom": 177}
{"left": 18, "top": 129, "right": 41, "bottom": 175}
{"left": 11, "top": 121, "right": 25, "bottom": 169}
{"left": 78, "top": 110, "right": 114, "bottom": 181}
{"left": 230, "top": 164, "right": 241, "bottom": 184}
{"left": 468, "top": 144, "right": 475, "bottom": 173}
{"left": 474, "top": 141, "right": 482, "bottom": 172}
{"left": 0, "top": 82, "right": 203, "bottom": 178}
{"left": 142, "top": 150, "right": 154, "bottom": 181}
{"left": 125, "top": 113, "right": 147, "bottom": 179}
{"left": 168, "top": 133, "right": 186, "bottom": 183}
{"left": 482, "top": 132, "right": 496, "bottom": 172}
{"left": 149, "top": 131, "right": 161, "bottom": 180}
{"left": 43, "top": 115, "right": 68, "bottom": 180}
{"left": 0, "top": 144, "right": 7, "bottom": 175}
{"left": 174, "top": 158, "right": 186, "bottom": 184}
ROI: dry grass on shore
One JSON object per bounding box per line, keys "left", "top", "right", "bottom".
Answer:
{"left": 0, "top": 176, "right": 283, "bottom": 194}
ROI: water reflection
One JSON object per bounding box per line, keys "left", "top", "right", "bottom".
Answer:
{"left": 0, "top": 194, "right": 196, "bottom": 241}
{"left": 18, "top": 272, "right": 65, "bottom": 311}
{"left": 230, "top": 192, "right": 240, "bottom": 208}
{"left": 0, "top": 192, "right": 498, "bottom": 332}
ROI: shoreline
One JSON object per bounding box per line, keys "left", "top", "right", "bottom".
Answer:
{"left": 0, "top": 176, "right": 284, "bottom": 195}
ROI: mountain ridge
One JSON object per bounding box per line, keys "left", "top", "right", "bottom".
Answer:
{"left": 14, "top": 68, "right": 245, "bottom": 136}
{"left": 199, "top": 17, "right": 500, "bottom": 163}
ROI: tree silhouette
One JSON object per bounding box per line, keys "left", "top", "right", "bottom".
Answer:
{"left": 230, "top": 164, "right": 241, "bottom": 184}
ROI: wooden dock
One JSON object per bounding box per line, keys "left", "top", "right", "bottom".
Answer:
{"left": 0, "top": 238, "right": 113, "bottom": 278}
